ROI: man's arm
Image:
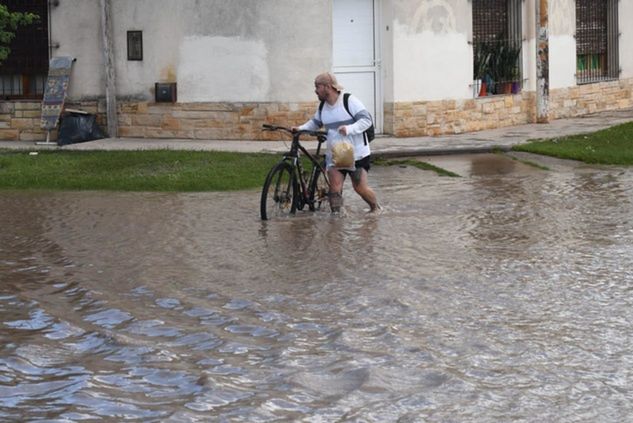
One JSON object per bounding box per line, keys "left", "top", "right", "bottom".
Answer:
{"left": 295, "top": 109, "right": 323, "bottom": 132}
{"left": 338, "top": 95, "right": 371, "bottom": 135}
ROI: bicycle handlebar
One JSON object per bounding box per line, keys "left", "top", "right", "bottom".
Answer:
{"left": 262, "top": 124, "right": 327, "bottom": 141}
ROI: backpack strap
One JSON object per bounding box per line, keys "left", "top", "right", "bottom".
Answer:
{"left": 342, "top": 93, "right": 352, "bottom": 118}
{"left": 323, "top": 93, "right": 370, "bottom": 145}
{"left": 320, "top": 94, "right": 353, "bottom": 120}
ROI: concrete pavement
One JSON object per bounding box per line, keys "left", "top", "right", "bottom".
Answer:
{"left": 2, "top": 108, "right": 632, "bottom": 157}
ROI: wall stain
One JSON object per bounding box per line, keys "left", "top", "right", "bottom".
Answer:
{"left": 550, "top": 0, "right": 575, "bottom": 35}
{"left": 190, "top": 0, "right": 259, "bottom": 38}
{"left": 160, "top": 65, "right": 177, "bottom": 82}
{"left": 396, "top": 0, "right": 457, "bottom": 34}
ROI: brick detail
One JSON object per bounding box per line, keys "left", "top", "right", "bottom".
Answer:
{"left": 385, "top": 77, "right": 632, "bottom": 137}
{"left": 0, "top": 129, "right": 20, "bottom": 140}
{"left": 549, "top": 79, "right": 633, "bottom": 119}
{"left": 1, "top": 77, "right": 631, "bottom": 142}
{"left": 386, "top": 93, "right": 535, "bottom": 137}
{"left": 0, "top": 100, "right": 103, "bottom": 142}
{"left": 117, "top": 102, "right": 316, "bottom": 141}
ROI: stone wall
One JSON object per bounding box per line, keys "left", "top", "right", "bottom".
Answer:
{"left": 386, "top": 93, "right": 535, "bottom": 137}
{"left": 117, "top": 102, "right": 316, "bottom": 141}
{"left": 0, "top": 100, "right": 103, "bottom": 142}
{"left": 385, "top": 77, "right": 632, "bottom": 137}
{"left": 0, "top": 101, "right": 48, "bottom": 141}
{"left": 549, "top": 78, "right": 633, "bottom": 119}
{"left": 1, "top": 77, "right": 632, "bottom": 142}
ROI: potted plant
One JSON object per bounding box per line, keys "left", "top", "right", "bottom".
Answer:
{"left": 473, "top": 43, "right": 492, "bottom": 97}
{"left": 489, "top": 40, "right": 521, "bottom": 95}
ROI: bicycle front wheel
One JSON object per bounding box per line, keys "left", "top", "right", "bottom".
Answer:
{"left": 308, "top": 167, "right": 329, "bottom": 211}
{"left": 261, "top": 162, "right": 297, "bottom": 220}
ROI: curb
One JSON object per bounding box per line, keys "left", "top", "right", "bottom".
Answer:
{"left": 371, "top": 145, "right": 513, "bottom": 159}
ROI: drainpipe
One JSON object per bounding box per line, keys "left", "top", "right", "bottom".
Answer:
{"left": 535, "top": 0, "right": 549, "bottom": 123}
{"left": 99, "top": 0, "right": 118, "bottom": 137}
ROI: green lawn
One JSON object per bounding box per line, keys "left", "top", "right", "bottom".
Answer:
{"left": 0, "top": 148, "right": 457, "bottom": 192}
{"left": 512, "top": 121, "right": 633, "bottom": 165}
{"left": 2, "top": 120, "right": 632, "bottom": 191}
{"left": 0, "top": 150, "right": 279, "bottom": 191}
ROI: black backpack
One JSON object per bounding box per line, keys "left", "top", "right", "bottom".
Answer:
{"left": 319, "top": 93, "right": 375, "bottom": 144}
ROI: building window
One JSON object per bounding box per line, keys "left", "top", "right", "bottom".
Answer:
{"left": 576, "top": 0, "right": 619, "bottom": 84}
{"left": 0, "top": 0, "right": 49, "bottom": 99}
{"left": 127, "top": 31, "right": 143, "bottom": 61}
{"left": 472, "top": 0, "right": 522, "bottom": 97}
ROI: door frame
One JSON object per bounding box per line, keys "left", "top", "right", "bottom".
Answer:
{"left": 332, "top": 0, "right": 383, "bottom": 133}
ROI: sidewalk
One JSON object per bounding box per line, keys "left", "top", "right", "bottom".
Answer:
{"left": 2, "top": 108, "right": 632, "bottom": 158}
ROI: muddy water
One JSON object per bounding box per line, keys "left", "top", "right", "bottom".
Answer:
{"left": 1, "top": 153, "right": 633, "bottom": 422}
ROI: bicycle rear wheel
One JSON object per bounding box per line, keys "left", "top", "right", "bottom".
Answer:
{"left": 261, "top": 162, "right": 297, "bottom": 220}
{"left": 308, "top": 167, "right": 329, "bottom": 211}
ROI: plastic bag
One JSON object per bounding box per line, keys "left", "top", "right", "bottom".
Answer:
{"left": 330, "top": 134, "right": 355, "bottom": 170}
{"left": 57, "top": 112, "right": 106, "bottom": 146}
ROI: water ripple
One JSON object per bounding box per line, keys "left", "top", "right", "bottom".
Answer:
{"left": 1, "top": 160, "right": 633, "bottom": 420}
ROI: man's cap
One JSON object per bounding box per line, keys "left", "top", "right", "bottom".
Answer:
{"left": 315, "top": 72, "right": 344, "bottom": 92}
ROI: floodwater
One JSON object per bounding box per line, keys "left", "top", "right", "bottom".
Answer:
{"left": 1, "top": 153, "right": 633, "bottom": 422}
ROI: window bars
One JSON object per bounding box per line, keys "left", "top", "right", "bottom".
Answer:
{"left": 0, "top": 0, "right": 49, "bottom": 98}
{"left": 1, "top": 74, "right": 46, "bottom": 97}
{"left": 575, "top": 0, "right": 619, "bottom": 84}
{"left": 472, "top": 0, "right": 523, "bottom": 97}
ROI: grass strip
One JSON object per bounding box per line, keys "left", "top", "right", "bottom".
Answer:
{"left": 374, "top": 157, "right": 460, "bottom": 177}
{"left": 512, "top": 121, "right": 633, "bottom": 165}
{"left": 0, "top": 149, "right": 280, "bottom": 191}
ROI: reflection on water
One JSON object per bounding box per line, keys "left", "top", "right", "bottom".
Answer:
{"left": 2, "top": 154, "right": 633, "bottom": 421}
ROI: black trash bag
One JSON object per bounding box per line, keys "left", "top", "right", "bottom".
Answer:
{"left": 57, "top": 112, "right": 106, "bottom": 146}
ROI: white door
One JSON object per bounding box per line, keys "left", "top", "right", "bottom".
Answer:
{"left": 333, "top": 0, "right": 381, "bottom": 133}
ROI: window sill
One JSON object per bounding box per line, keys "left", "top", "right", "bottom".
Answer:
{"left": 576, "top": 76, "right": 619, "bottom": 85}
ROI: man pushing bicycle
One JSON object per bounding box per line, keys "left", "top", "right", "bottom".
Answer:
{"left": 293, "top": 72, "right": 381, "bottom": 213}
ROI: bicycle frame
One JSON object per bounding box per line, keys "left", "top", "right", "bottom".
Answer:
{"left": 262, "top": 124, "right": 330, "bottom": 211}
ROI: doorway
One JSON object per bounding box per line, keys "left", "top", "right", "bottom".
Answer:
{"left": 333, "top": 0, "right": 381, "bottom": 132}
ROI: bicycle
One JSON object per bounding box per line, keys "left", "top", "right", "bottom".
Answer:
{"left": 260, "top": 124, "right": 330, "bottom": 220}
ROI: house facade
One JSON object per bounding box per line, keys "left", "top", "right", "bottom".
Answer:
{"left": 1, "top": 0, "right": 632, "bottom": 142}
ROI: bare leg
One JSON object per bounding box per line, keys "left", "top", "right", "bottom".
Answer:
{"left": 327, "top": 168, "right": 345, "bottom": 212}
{"left": 351, "top": 168, "right": 380, "bottom": 212}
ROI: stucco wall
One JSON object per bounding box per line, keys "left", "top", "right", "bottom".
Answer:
{"left": 620, "top": 0, "right": 633, "bottom": 78}
{"left": 49, "top": 0, "right": 630, "bottom": 105}
{"left": 380, "top": 1, "right": 395, "bottom": 104}
{"left": 51, "top": 0, "right": 330, "bottom": 103}
{"left": 391, "top": 0, "right": 472, "bottom": 102}
{"left": 522, "top": 1, "right": 536, "bottom": 92}
{"left": 548, "top": 0, "right": 577, "bottom": 89}
{"left": 49, "top": 1, "right": 103, "bottom": 98}
{"left": 6, "top": 0, "right": 630, "bottom": 143}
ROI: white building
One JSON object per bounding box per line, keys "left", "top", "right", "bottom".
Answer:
{"left": 1, "top": 0, "right": 631, "bottom": 141}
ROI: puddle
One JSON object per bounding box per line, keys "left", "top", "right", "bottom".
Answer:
{"left": 2, "top": 155, "right": 633, "bottom": 421}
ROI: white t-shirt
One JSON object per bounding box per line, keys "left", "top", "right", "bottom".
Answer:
{"left": 299, "top": 93, "right": 372, "bottom": 168}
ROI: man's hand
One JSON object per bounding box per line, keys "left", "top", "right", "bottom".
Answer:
{"left": 338, "top": 126, "right": 348, "bottom": 136}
